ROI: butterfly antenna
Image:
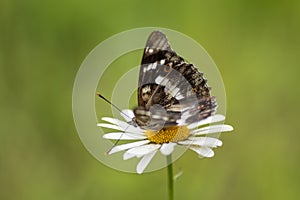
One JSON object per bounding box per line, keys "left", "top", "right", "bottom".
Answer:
{"left": 104, "top": 137, "right": 123, "bottom": 155}
{"left": 96, "top": 92, "right": 131, "bottom": 119}
{"left": 96, "top": 92, "right": 134, "bottom": 154}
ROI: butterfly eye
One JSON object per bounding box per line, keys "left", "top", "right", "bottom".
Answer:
{"left": 163, "top": 64, "right": 173, "bottom": 73}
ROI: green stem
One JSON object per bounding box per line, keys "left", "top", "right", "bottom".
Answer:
{"left": 167, "top": 154, "right": 174, "bottom": 200}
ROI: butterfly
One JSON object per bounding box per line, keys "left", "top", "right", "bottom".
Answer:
{"left": 132, "top": 31, "right": 217, "bottom": 131}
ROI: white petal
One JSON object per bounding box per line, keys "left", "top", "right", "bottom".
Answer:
{"left": 189, "top": 146, "right": 214, "bottom": 157}
{"left": 125, "top": 126, "right": 146, "bottom": 134}
{"left": 100, "top": 119, "right": 145, "bottom": 135}
{"left": 136, "top": 150, "right": 157, "bottom": 174}
{"left": 103, "top": 132, "right": 147, "bottom": 140}
{"left": 126, "top": 144, "right": 161, "bottom": 157}
{"left": 102, "top": 117, "right": 130, "bottom": 128}
{"left": 121, "top": 109, "right": 134, "bottom": 122}
{"left": 108, "top": 140, "right": 150, "bottom": 154}
{"left": 101, "top": 117, "right": 144, "bottom": 134}
{"left": 191, "top": 124, "right": 233, "bottom": 135}
{"left": 160, "top": 143, "right": 177, "bottom": 155}
{"left": 178, "top": 137, "right": 222, "bottom": 147}
{"left": 187, "top": 115, "right": 225, "bottom": 129}
{"left": 97, "top": 123, "right": 124, "bottom": 131}
{"left": 123, "top": 152, "right": 136, "bottom": 160}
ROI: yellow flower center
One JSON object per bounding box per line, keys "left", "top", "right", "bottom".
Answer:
{"left": 146, "top": 126, "right": 190, "bottom": 144}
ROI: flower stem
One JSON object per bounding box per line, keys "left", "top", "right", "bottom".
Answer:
{"left": 167, "top": 154, "right": 174, "bottom": 200}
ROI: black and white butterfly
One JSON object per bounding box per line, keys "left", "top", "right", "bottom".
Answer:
{"left": 132, "top": 31, "right": 217, "bottom": 131}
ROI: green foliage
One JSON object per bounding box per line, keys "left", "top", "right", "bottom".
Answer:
{"left": 1, "top": 0, "right": 300, "bottom": 199}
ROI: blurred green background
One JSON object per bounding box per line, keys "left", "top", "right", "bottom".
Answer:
{"left": 1, "top": 0, "right": 299, "bottom": 200}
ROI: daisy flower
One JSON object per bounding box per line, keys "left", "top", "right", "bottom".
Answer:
{"left": 97, "top": 109, "right": 233, "bottom": 174}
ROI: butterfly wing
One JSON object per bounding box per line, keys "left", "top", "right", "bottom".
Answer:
{"left": 134, "top": 31, "right": 216, "bottom": 130}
